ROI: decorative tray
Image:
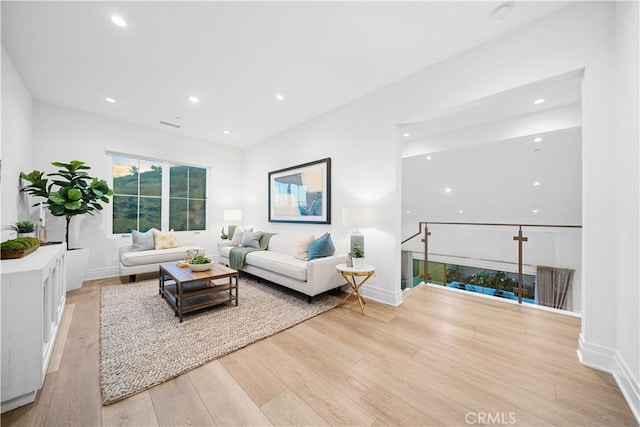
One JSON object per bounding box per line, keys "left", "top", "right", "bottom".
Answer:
{"left": 1, "top": 244, "right": 40, "bottom": 260}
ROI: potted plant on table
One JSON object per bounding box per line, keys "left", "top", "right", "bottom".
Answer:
{"left": 20, "top": 160, "right": 114, "bottom": 290}
{"left": 351, "top": 242, "right": 365, "bottom": 268}
{"left": 188, "top": 255, "right": 213, "bottom": 272}
{"left": 7, "top": 220, "right": 36, "bottom": 238}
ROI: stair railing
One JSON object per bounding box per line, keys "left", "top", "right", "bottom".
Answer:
{"left": 402, "top": 221, "right": 582, "bottom": 304}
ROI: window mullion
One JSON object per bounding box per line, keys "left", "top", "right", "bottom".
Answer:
{"left": 161, "top": 161, "right": 171, "bottom": 231}
{"left": 186, "top": 168, "right": 190, "bottom": 231}
{"left": 137, "top": 160, "right": 142, "bottom": 231}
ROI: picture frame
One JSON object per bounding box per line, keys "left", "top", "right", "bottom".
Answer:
{"left": 268, "top": 158, "right": 331, "bottom": 224}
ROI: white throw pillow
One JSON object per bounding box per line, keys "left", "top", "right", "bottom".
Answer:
{"left": 294, "top": 234, "right": 315, "bottom": 261}
{"left": 230, "top": 227, "right": 253, "bottom": 246}
{"left": 230, "top": 227, "right": 243, "bottom": 245}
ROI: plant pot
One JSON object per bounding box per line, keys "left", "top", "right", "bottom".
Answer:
{"left": 189, "top": 262, "right": 213, "bottom": 272}
{"left": 66, "top": 247, "right": 90, "bottom": 291}
{"left": 17, "top": 232, "right": 36, "bottom": 238}
{"left": 353, "top": 257, "right": 365, "bottom": 269}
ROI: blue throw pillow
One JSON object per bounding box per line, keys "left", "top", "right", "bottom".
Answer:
{"left": 131, "top": 229, "right": 155, "bottom": 252}
{"left": 308, "top": 232, "right": 335, "bottom": 260}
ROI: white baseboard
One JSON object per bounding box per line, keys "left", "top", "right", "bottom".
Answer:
{"left": 84, "top": 266, "right": 120, "bottom": 281}
{"left": 578, "top": 334, "right": 640, "bottom": 423}
{"left": 358, "top": 284, "right": 403, "bottom": 306}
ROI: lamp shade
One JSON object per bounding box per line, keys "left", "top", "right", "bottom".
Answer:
{"left": 342, "top": 207, "right": 374, "bottom": 228}
{"left": 223, "top": 209, "right": 243, "bottom": 222}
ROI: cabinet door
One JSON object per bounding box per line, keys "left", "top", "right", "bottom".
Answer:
{"left": 1, "top": 271, "right": 43, "bottom": 399}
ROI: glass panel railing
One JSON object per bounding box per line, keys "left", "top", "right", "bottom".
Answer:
{"left": 401, "top": 222, "right": 582, "bottom": 314}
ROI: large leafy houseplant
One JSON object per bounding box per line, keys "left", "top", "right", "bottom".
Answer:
{"left": 20, "top": 160, "right": 114, "bottom": 250}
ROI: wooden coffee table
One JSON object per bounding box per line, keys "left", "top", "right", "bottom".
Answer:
{"left": 159, "top": 262, "right": 239, "bottom": 322}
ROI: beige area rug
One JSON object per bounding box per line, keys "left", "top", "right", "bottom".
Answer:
{"left": 99, "top": 276, "right": 340, "bottom": 405}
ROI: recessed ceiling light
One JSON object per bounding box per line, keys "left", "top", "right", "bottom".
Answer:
{"left": 534, "top": 137, "right": 542, "bottom": 143}
{"left": 532, "top": 209, "right": 539, "bottom": 214}
{"left": 111, "top": 16, "right": 127, "bottom": 27}
{"left": 223, "top": 130, "right": 231, "bottom": 135}
{"left": 406, "top": 210, "right": 411, "bottom": 214}
{"left": 533, "top": 181, "right": 541, "bottom": 186}
{"left": 105, "top": 97, "right": 116, "bottom": 103}
{"left": 426, "top": 156, "right": 432, "bottom": 160}
{"left": 275, "top": 93, "right": 285, "bottom": 101}
{"left": 459, "top": 210, "right": 464, "bottom": 214}
{"left": 188, "top": 96, "right": 200, "bottom": 103}
{"left": 534, "top": 98, "right": 545, "bottom": 105}
{"left": 445, "top": 187, "right": 452, "bottom": 193}
{"left": 403, "top": 133, "right": 411, "bottom": 137}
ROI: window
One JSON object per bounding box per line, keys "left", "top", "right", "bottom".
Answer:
{"left": 112, "top": 155, "right": 207, "bottom": 233}
{"left": 169, "top": 165, "right": 207, "bottom": 231}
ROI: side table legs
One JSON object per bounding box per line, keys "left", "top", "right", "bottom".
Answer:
{"left": 338, "top": 272, "right": 373, "bottom": 316}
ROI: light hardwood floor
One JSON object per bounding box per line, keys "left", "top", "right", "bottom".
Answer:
{"left": 2, "top": 274, "right": 637, "bottom": 426}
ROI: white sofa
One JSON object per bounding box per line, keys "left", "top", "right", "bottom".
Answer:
{"left": 119, "top": 241, "right": 206, "bottom": 282}
{"left": 219, "top": 233, "right": 347, "bottom": 302}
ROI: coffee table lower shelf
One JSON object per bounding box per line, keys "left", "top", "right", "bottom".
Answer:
{"left": 161, "top": 282, "right": 237, "bottom": 319}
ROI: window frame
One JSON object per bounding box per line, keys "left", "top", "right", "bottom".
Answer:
{"left": 109, "top": 151, "right": 210, "bottom": 235}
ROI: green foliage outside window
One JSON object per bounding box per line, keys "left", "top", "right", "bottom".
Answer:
{"left": 169, "top": 165, "right": 207, "bottom": 231}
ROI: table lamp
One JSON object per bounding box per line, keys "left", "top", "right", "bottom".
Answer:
{"left": 342, "top": 206, "right": 374, "bottom": 255}
{"left": 223, "top": 209, "right": 243, "bottom": 222}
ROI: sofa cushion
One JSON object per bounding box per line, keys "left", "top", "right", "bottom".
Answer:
{"left": 153, "top": 229, "right": 178, "bottom": 249}
{"left": 121, "top": 245, "right": 204, "bottom": 267}
{"left": 131, "top": 229, "right": 155, "bottom": 252}
{"left": 246, "top": 251, "right": 308, "bottom": 282}
{"left": 308, "top": 232, "right": 335, "bottom": 260}
{"left": 266, "top": 234, "right": 298, "bottom": 255}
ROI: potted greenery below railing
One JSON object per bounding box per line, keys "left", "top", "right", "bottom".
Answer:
{"left": 20, "top": 160, "right": 114, "bottom": 291}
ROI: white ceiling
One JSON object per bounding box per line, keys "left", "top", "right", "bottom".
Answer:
{"left": 401, "top": 70, "right": 583, "bottom": 157}
{"left": 402, "top": 127, "right": 582, "bottom": 225}
{"left": 2, "top": 1, "right": 570, "bottom": 148}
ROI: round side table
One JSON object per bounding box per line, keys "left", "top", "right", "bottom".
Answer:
{"left": 336, "top": 263, "right": 375, "bottom": 316}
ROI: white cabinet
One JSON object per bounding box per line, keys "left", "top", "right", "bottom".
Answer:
{"left": 1, "top": 244, "right": 66, "bottom": 413}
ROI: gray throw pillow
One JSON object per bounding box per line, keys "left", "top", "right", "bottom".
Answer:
{"left": 240, "top": 231, "right": 263, "bottom": 248}
{"left": 131, "top": 229, "right": 155, "bottom": 251}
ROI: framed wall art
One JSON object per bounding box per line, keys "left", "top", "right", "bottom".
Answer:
{"left": 268, "top": 158, "right": 331, "bottom": 224}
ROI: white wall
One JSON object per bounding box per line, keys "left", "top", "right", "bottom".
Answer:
{"left": 31, "top": 102, "right": 244, "bottom": 278}
{"left": 244, "top": 2, "right": 637, "bottom": 418}
{"left": 1, "top": 47, "right": 34, "bottom": 241}
{"left": 243, "top": 106, "right": 402, "bottom": 305}
{"left": 613, "top": 1, "right": 640, "bottom": 419}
